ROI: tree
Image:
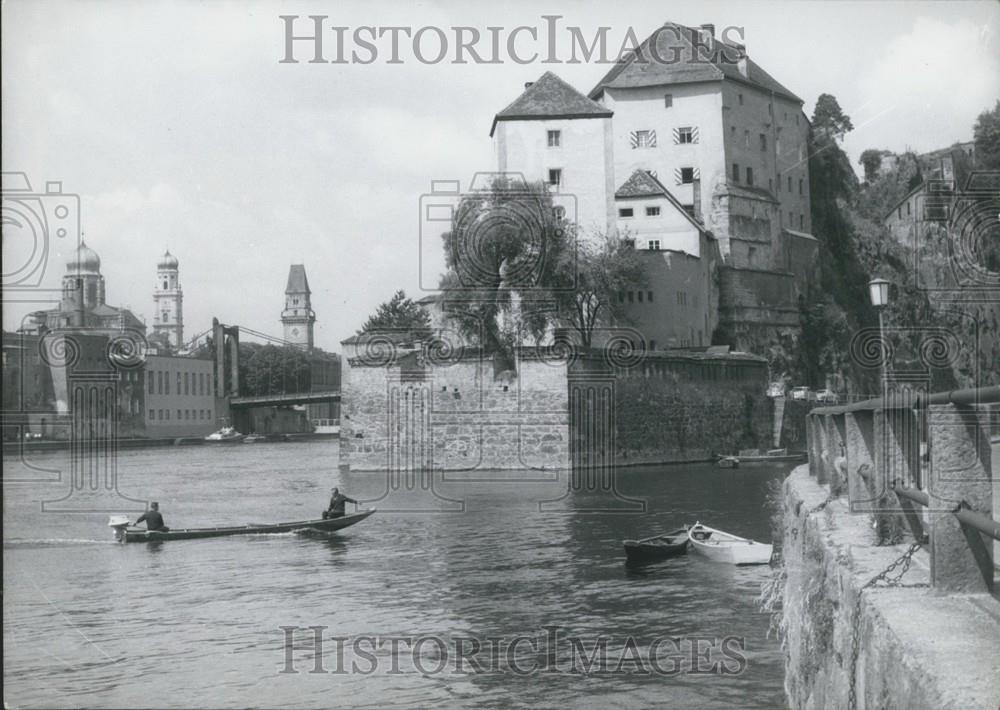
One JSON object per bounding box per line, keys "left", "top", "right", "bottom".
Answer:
{"left": 972, "top": 100, "right": 1000, "bottom": 169}
{"left": 239, "top": 344, "right": 311, "bottom": 396}
{"left": 811, "top": 93, "right": 853, "bottom": 140}
{"left": 553, "top": 232, "right": 646, "bottom": 348}
{"left": 358, "top": 290, "right": 431, "bottom": 335}
{"left": 858, "top": 149, "right": 884, "bottom": 183}
{"left": 438, "top": 176, "right": 572, "bottom": 366}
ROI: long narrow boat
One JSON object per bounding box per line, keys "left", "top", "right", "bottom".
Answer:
{"left": 715, "top": 450, "right": 807, "bottom": 467}
{"left": 687, "top": 522, "right": 772, "bottom": 565}
{"left": 109, "top": 508, "right": 375, "bottom": 543}
{"left": 623, "top": 527, "right": 690, "bottom": 565}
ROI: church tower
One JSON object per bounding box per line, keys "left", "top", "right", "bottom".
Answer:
{"left": 153, "top": 250, "right": 183, "bottom": 349}
{"left": 281, "top": 264, "right": 315, "bottom": 350}
{"left": 61, "top": 241, "right": 106, "bottom": 314}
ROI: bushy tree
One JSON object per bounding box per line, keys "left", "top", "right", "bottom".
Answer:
{"left": 358, "top": 290, "right": 431, "bottom": 336}
{"left": 858, "top": 149, "right": 884, "bottom": 183}
{"left": 812, "top": 93, "right": 854, "bottom": 140}
{"left": 973, "top": 100, "right": 1000, "bottom": 169}
{"left": 554, "top": 232, "right": 647, "bottom": 348}
{"left": 437, "top": 177, "right": 572, "bottom": 365}
{"left": 239, "top": 344, "right": 311, "bottom": 396}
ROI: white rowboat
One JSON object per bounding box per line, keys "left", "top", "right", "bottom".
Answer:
{"left": 687, "top": 522, "right": 772, "bottom": 565}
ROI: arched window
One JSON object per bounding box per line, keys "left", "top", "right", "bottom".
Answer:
{"left": 163, "top": 280, "right": 168, "bottom": 290}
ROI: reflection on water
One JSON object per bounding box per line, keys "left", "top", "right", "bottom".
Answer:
{"left": 4, "top": 441, "right": 790, "bottom": 709}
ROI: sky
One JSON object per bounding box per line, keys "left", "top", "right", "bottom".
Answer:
{"left": 3, "top": 0, "right": 998, "bottom": 351}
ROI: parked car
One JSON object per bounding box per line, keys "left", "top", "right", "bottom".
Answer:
{"left": 815, "top": 389, "right": 840, "bottom": 404}
{"left": 790, "top": 387, "right": 814, "bottom": 401}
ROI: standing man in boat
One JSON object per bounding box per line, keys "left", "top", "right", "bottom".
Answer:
{"left": 134, "top": 502, "right": 170, "bottom": 532}
{"left": 323, "top": 488, "right": 357, "bottom": 519}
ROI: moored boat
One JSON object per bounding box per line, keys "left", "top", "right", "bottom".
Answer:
{"left": 243, "top": 434, "right": 267, "bottom": 443}
{"left": 623, "top": 527, "right": 690, "bottom": 564}
{"left": 715, "top": 448, "right": 806, "bottom": 467}
{"left": 109, "top": 508, "right": 376, "bottom": 543}
{"left": 204, "top": 426, "right": 245, "bottom": 443}
{"left": 687, "top": 522, "right": 772, "bottom": 565}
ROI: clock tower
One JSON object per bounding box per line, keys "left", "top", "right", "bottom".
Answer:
{"left": 281, "top": 264, "right": 315, "bottom": 350}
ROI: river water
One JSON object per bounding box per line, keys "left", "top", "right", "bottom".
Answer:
{"left": 4, "top": 440, "right": 791, "bottom": 709}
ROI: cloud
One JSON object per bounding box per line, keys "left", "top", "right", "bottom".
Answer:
{"left": 93, "top": 184, "right": 181, "bottom": 213}
{"left": 846, "top": 16, "right": 1000, "bottom": 160}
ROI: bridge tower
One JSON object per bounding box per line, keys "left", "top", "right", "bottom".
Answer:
{"left": 281, "top": 264, "right": 315, "bottom": 350}
{"left": 153, "top": 250, "right": 183, "bottom": 348}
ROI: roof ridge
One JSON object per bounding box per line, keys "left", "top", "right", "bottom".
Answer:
{"left": 491, "top": 71, "right": 612, "bottom": 136}
{"left": 588, "top": 21, "right": 801, "bottom": 104}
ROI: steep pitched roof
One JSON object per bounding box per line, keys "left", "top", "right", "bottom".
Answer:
{"left": 285, "top": 264, "right": 310, "bottom": 295}
{"left": 589, "top": 23, "right": 801, "bottom": 104}
{"left": 490, "top": 71, "right": 613, "bottom": 136}
{"left": 614, "top": 169, "right": 706, "bottom": 231}
{"left": 615, "top": 169, "right": 671, "bottom": 198}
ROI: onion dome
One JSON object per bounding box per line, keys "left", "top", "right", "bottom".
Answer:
{"left": 158, "top": 249, "right": 179, "bottom": 270}
{"left": 66, "top": 241, "right": 101, "bottom": 274}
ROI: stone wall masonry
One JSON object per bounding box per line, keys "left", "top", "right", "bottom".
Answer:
{"left": 340, "top": 349, "right": 569, "bottom": 472}
{"left": 782, "top": 466, "right": 1000, "bottom": 709}
{"left": 600, "top": 352, "right": 772, "bottom": 465}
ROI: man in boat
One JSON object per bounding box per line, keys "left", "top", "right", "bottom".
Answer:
{"left": 322, "top": 488, "right": 357, "bottom": 519}
{"left": 134, "top": 502, "right": 170, "bottom": 532}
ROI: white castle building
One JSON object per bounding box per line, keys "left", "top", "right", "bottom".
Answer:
{"left": 490, "top": 21, "right": 819, "bottom": 350}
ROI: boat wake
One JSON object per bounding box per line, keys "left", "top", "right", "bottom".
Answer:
{"left": 4, "top": 538, "right": 115, "bottom": 548}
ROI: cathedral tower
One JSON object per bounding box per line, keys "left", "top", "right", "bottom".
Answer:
{"left": 153, "top": 250, "right": 183, "bottom": 348}
{"left": 281, "top": 264, "right": 315, "bottom": 350}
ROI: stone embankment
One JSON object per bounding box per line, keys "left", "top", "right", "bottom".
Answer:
{"left": 782, "top": 465, "right": 999, "bottom": 709}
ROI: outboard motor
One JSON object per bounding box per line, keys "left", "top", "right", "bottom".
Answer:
{"left": 108, "top": 515, "right": 131, "bottom": 543}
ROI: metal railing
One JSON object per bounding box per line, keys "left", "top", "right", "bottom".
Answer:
{"left": 806, "top": 385, "right": 998, "bottom": 593}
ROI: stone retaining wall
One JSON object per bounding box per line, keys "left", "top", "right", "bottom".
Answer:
{"left": 782, "top": 465, "right": 1000, "bottom": 709}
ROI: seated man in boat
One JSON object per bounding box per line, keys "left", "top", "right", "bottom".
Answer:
{"left": 322, "top": 488, "right": 357, "bottom": 519}
{"left": 134, "top": 502, "right": 170, "bottom": 532}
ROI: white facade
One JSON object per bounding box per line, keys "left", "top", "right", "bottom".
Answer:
{"left": 494, "top": 116, "right": 615, "bottom": 238}
{"left": 616, "top": 193, "right": 702, "bottom": 256}
{"left": 601, "top": 83, "right": 726, "bottom": 229}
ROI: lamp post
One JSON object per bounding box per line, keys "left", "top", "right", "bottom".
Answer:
{"left": 868, "top": 278, "right": 890, "bottom": 391}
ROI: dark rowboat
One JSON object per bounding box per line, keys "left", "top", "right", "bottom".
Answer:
{"left": 716, "top": 449, "right": 807, "bottom": 467}
{"left": 110, "top": 508, "right": 375, "bottom": 543}
{"left": 623, "top": 527, "right": 690, "bottom": 564}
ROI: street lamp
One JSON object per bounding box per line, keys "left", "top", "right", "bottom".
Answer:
{"left": 868, "top": 278, "right": 891, "bottom": 390}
